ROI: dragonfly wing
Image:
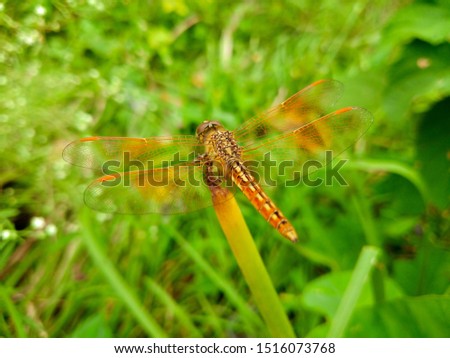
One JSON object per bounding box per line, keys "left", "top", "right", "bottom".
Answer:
{"left": 84, "top": 164, "right": 236, "bottom": 214}
{"left": 234, "top": 79, "right": 344, "bottom": 146}
{"left": 241, "top": 107, "right": 373, "bottom": 185}
{"left": 63, "top": 135, "right": 202, "bottom": 171}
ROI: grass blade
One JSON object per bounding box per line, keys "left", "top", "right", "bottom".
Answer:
{"left": 327, "top": 245, "right": 380, "bottom": 337}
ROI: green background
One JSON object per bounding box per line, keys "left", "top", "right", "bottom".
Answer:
{"left": 0, "top": 0, "right": 449, "bottom": 337}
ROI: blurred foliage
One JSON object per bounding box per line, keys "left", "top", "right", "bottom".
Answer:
{"left": 0, "top": 0, "right": 449, "bottom": 337}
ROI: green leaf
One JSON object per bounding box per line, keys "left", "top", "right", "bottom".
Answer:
{"left": 384, "top": 40, "right": 450, "bottom": 122}
{"left": 375, "top": 173, "right": 425, "bottom": 215}
{"left": 383, "top": 3, "right": 450, "bottom": 45}
{"left": 415, "top": 97, "right": 450, "bottom": 209}
{"left": 393, "top": 239, "right": 450, "bottom": 296}
{"left": 71, "top": 314, "right": 113, "bottom": 338}
{"left": 345, "top": 295, "right": 450, "bottom": 337}
{"left": 302, "top": 270, "right": 403, "bottom": 318}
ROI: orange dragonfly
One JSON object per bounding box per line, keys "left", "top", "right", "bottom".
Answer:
{"left": 63, "top": 80, "right": 373, "bottom": 242}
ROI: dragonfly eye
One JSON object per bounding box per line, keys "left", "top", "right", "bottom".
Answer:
{"left": 196, "top": 120, "right": 224, "bottom": 138}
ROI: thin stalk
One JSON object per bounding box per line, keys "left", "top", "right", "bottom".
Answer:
{"left": 211, "top": 187, "right": 295, "bottom": 338}
{"left": 327, "top": 246, "right": 380, "bottom": 337}
{"left": 351, "top": 193, "right": 380, "bottom": 247}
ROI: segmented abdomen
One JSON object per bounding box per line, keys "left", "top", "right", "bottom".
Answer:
{"left": 230, "top": 161, "right": 298, "bottom": 242}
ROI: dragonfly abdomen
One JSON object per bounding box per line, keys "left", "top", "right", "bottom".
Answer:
{"left": 230, "top": 162, "right": 298, "bottom": 242}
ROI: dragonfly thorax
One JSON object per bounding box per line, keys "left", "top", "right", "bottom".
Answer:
{"left": 210, "top": 130, "right": 242, "bottom": 161}
{"left": 196, "top": 120, "right": 243, "bottom": 167}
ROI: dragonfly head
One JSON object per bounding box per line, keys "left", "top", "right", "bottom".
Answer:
{"left": 196, "top": 120, "right": 225, "bottom": 143}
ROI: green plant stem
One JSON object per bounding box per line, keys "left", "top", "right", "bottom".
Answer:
{"left": 80, "top": 211, "right": 166, "bottom": 338}
{"left": 211, "top": 187, "right": 295, "bottom": 338}
{"left": 327, "top": 246, "right": 380, "bottom": 337}
{"left": 351, "top": 190, "right": 380, "bottom": 247}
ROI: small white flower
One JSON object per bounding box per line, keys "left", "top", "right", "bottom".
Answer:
{"left": 45, "top": 224, "right": 57, "bottom": 236}
{"left": 35, "top": 5, "right": 46, "bottom": 16}
{"left": 31, "top": 217, "right": 46, "bottom": 230}
{"left": 2, "top": 230, "right": 12, "bottom": 240}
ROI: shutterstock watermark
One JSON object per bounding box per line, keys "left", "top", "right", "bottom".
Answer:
{"left": 100, "top": 151, "right": 349, "bottom": 188}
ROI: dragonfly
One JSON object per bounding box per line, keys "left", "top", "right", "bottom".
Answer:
{"left": 63, "top": 79, "right": 373, "bottom": 242}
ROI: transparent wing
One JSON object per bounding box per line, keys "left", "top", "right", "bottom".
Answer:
{"left": 241, "top": 107, "right": 373, "bottom": 185}
{"left": 234, "top": 79, "right": 344, "bottom": 146}
{"left": 84, "top": 164, "right": 235, "bottom": 214}
{"left": 63, "top": 135, "right": 202, "bottom": 171}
